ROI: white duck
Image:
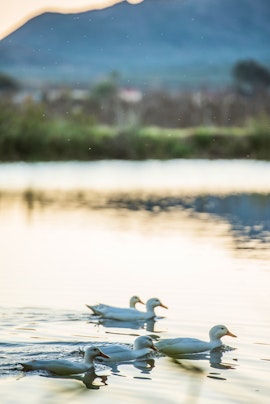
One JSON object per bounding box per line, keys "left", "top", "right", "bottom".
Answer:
{"left": 155, "top": 324, "right": 237, "bottom": 355}
{"left": 20, "top": 346, "right": 110, "bottom": 375}
{"left": 86, "top": 295, "right": 144, "bottom": 316}
{"left": 96, "top": 335, "right": 158, "bottom": 363}
{"left": 87, "top": 297, "right": 167, "bottom": 321}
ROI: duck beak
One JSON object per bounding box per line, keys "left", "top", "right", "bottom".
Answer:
{"left": 138, "top": 298, "right": 145, "bottom": 305}
{"left": 151, "top": 344, "right": 159, "bottom": 352}
{"left": 160, "top": 303, "right": 168, "bottom": 309}
{"left": 226, "top": 330, "right": 237, "bottom": 338}
{"left": 98, "top": 349, "right": 110, "bottom": 359}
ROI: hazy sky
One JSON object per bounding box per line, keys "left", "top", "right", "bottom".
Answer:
{"left": 0, "top": 0, "right": 143, "bottom": 40}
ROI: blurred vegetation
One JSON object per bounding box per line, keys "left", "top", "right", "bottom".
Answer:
{"left": 0, "top": 72, "right": 19, "bottom": 91}
{"left": 232, "top": 59, "right": 270, "bottom": 95}
{"left": 0, "top": 99, "right": 270, "bottom": 161}
{"left": 0, "top": 59, "right": 270, "bottom": 161}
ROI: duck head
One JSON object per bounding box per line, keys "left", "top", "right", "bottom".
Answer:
{"left": 209, "top": 324, "right": 237, "bottom": 341}
{"left": 133, "top": 335, "right": 158, "bottom": 351}
{"left": 130, "top": 295, "right": 145, "bottom": 307}
{"left": 146, "top": 298, "right": 168, "bottom": 310}
{"left": 84, "top": 346, "right": 110, "bottom": 363}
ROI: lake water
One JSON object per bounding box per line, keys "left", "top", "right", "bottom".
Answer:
{"left": 0, "top": 159, "right": 270, "bottom": 403}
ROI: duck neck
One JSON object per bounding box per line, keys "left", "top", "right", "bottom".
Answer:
{"left": 84, "top": 355, "right": 95, "bottom": 366}
{"left": 129, "top": 299, "right": 136, "bottom": 308}
{"left": 137, "top": 347, "right": 151, "bottom": 356}
{"left": 146, "top": 303, "right": 156, "bottom": 316}
{"left": 209, "top": 336, "right": 223, "bottom": 349}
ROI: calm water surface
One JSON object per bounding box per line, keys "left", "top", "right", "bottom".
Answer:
{"left": 0, "top": 160, "right": 270, "bottom": 403}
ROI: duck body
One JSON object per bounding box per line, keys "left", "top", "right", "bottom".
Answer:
{"left": 88, "top": 297, "right": 167, "bottom": 321}
{"left": 97, "top": 335, "right": 158, "bottom": 363}
{"left": 87, "top": 295, "right": 144, "bottom": 317}
{"left": 20, "top": 346, "right": 110, "bottom": 375}
{"left": 156, "top": 325, "right": 237, "bottom": 356}
{"left": 156, "top": 337, "right": 218, "bottom": 355}
{"left": 21, "top": 359, "right": 93, "bottom": 375}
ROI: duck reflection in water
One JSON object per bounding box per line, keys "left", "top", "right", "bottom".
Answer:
{"left": 42, "top": 368, "right": 109, "bottom": 390}
{"left": 90, "top": 318, "right": 146, "bottom": 330}
{"left": 170, "top": 348, "right": 236, "bottom": 371}
{"left": 82, "top": 370, "right": 108, "bottom": 389}
{"left": 89, "top": 317, "right": 161, "bottom": 333}
{"left": 133, "top": 358, "right": 156, "bottom": 373}
{"left": 103, "top": 357, "right": 156, "bottom": 374}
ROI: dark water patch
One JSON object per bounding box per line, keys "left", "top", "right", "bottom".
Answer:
{"left": 107, "top": 193, "right": 270, "bottom": 252}
{"left": 0, "top": 307, "right": 88, "bottom": 323}
{"left": 0, "top": 342, "right": 27, "bottom": 348}
{"left": 16, "top": 328, "right": 36, "bottom": 331}
{"left": 207, "top": 375, "right": 227, "bottom": 380}
{"left": 254, "top": 342, "right": 270, "bottom": 346}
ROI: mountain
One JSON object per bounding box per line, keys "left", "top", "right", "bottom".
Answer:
{"left": 0, "top": 0, "right": 269, "bottom": 88}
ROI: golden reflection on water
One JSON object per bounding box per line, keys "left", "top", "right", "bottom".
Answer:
{"left": 0, "top": 194, "right": 225, "bottom": 308}
{"left": 0, "top": 190, "right": 269, "bottom": 323}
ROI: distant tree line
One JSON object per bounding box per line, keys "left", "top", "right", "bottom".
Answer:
{"left": 0, "top": 72, "right": 19, "bottom": 91}
{"left": 232, "top": 59, "right": 270, "bottom": 95}
{"left": 0, "top": 59, "right": 270, "bottom": 128}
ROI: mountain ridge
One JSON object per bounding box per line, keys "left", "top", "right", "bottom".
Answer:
{"left": 0, "top": 0, "right": 269, "bottom": 88}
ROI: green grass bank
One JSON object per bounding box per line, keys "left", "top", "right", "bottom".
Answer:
{"left": 1, "top": 103, "right": 270, "bottom": 161}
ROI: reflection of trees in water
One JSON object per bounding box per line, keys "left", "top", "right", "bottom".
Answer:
{"left": 108, "top": 193, "right": 270, "bottom": 248}
{"left": 14, "top": 189, "right": 270, "bottom": 250}
{"left": 181, "top": 194, "right": 270, "bottom": 247}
